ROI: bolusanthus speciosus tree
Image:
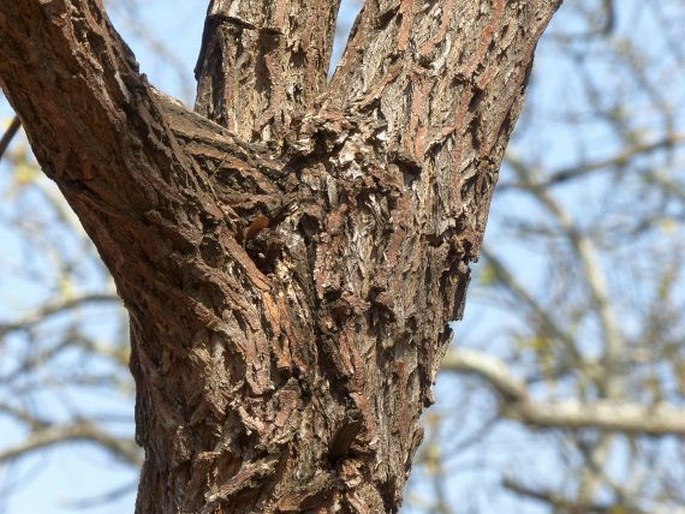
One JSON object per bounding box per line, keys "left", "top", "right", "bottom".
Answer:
{"left": 0, "top": 1, "right": 561, "bottom": 512}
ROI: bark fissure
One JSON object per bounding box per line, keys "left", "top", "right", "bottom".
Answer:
{"left": 0, "top": 0, "right": 562, "bottom": 511}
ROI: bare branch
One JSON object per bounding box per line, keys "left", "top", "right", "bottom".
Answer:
{"left": 513, "top": 400, "right": 685, "bottom": 437}
{"left": 0, "top": 420, "right": 141, "bottom": 466}
{"left": 442, "top": 348, "right": 527, "bottom": 402}
{"left": 63, "top": 480, "right": 138, "bottom": 510}
{"left": 0, "top": 293, "right": 120, "bottom": 337}
{"left": 499, "top": 134, "right": 685, "bottom": 191}
{"left": 480, "top": 246, "right": 583, "bottom": 366}
{"left": 502, "top": 478, "right": 641, "bottom": 514}
{"left": 507, "top": 155, "right": 625, "bottom": 399}
{"left": 443, "top": 348, "right": 685, "bottom": 436}
{"left": 0, "top": 115, "right": 20, "bottom": 161}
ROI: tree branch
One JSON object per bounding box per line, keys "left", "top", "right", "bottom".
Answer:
{"left": 442, "top": 348, "right": 528, "bottom": 401}
{"left": 0, "top": 293, "right": 120, "bottom": 337}
{"left": 480, "top": 246, "right": 584, "bottom": 367}
{"left": 443, "top": 348, "right": 685, "bottom": 436}
{"left": 502, "top": 478, "right": 641, "bottom": 514}
{"left": 194, "top": 0, "right": 342, "bottom": 141}
{"left": 0, "top": 420, "right": 142, "bottom": 466}
{"left": 499, "top": 133, "right": 685, "bottom": 190}
{"left": 508, "top": 156, "right": 625, "bottom": 399}
{"left": 0, "top": 115, "right": 21, "bottom": 161}
{"left": 0, "top": 1, "right": 288, "bottom": 313}
{"left": 329, "top": 0, "right": 562, "bottom": 158}
{"left": 318, "top": 0, "right": 564, "bottom": 264}
{"left": 0, "top": 1, "right": 567, "bottom": 510}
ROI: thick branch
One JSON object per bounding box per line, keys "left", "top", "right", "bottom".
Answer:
{"left": 322, "top": 0, "right": 564, "bottom": 266}
{"left": 0, "top": 0, "right": 179, "bottom": 183}
{"left": 195, "top": 0, "right": 342, "bottom": 142}
{"left": 329, "top": 0, "right": 561, "bottom": 156}
{"left": 0, "top": 1, "right": 285, "bottom": 314}
{"left": 442, "top": 348, "right": 528, "bottom": 401}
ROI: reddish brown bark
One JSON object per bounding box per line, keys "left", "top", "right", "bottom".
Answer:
{"left": 0, "top": 0, "right": 561, "bottom": 512}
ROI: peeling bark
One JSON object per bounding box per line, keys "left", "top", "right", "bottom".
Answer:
{"left": 0, "top": 0, "right": 562, "bottom": 512}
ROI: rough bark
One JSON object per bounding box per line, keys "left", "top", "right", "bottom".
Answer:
{"left": 195, "top": 0, "right": 342, "bottom": 142}
{"left": 0, "top": 0, "right": 562, "bottom": 512}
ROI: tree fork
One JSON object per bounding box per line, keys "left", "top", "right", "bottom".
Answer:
{"left": 0, "top": 0, "right": 562, "bottom": 512}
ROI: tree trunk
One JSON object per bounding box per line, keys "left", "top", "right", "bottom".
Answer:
{"left": 0, "top": 1, "right": 561, "bottom": 512}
